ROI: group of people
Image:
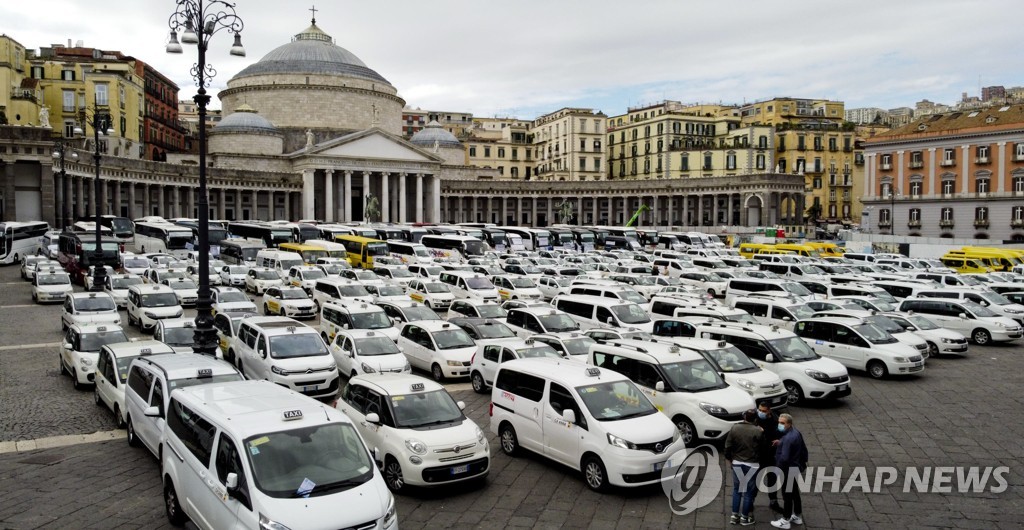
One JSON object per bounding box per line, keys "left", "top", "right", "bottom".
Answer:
{"left": 724, "top": 403, "right": 809, "bottom": 528}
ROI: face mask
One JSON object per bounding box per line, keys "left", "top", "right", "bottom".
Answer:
{"left": 778, "top": 424, "right": 786, "bottom": 433}
{"left": 757, "top": 411, "right": 768, "bottom": 420}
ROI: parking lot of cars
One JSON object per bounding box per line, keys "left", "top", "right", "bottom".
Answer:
{"left": 3, "top": 233, "right": 1024, "bottom": 529}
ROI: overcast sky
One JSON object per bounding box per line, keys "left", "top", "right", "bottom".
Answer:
{"left": 6, "top": 1, "right": 1022, "bottom": 119}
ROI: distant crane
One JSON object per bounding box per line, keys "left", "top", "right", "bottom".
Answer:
{"left": 625, "top": 204, "right": 650, "bottom": 227}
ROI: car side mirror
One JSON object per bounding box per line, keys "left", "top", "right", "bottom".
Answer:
{"left": 655, "top": 381, "right": 665, "bottom": 392}
{"left": 365, "top": 413, "right": 381, "bottom": 424}
{"left": 764, "top": 354, "right": 775, "bottom": 363}
{"left": 225, "top": 472, "right": 239, "bottom": 491}
{"left": 348, "top": 351, "right": 354, "bottom": 358}
{"left": 144, "top": 406, "right": 160, "bottom": 418}
{"left": 958, "top": 312, "right": 968, "bottom": 319}
{"left": 782, "top": 316, "right": 792, "bottom": 322}
{"left": 257, "top": 347, "right": 267, "bottom": 358}
{"left": 62, "top": 342, "right": 72, "bottom": 350}
{"left": 605, "top": 317, "right": 614, "bottom": 325}
{"left": 457, "top": 401, "right": 466, "bottom": 411}
{"left": 562, "top": 409, "right": 576, "bottom": 424}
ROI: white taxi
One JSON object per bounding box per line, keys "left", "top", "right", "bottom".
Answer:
{"left": 211, "top": 286, "right": 258, "bottom": 316}
{"left": 94, "top": 340, "right": 175, "bottom": 427}
{"left": 492, "top": 275, "right": 544, "bottom": 301}
{"left": 334, "top": 374, "right": 489, "bottom": 493}
{"left": 245, "top": 267, "right": 283, "bottom": 294}
{"left": 185, "top": 263, "right": 221, "bottom": 286}
{"left": 60, "top": 323, "right": 129, "bottom": 390}
{"left": 330, "top": 329, "right": 411, "bottom": 378}
{"left": 126, "top": 284, "right": 184, "bottom": 333}
{"left": 218, "top": 264, "right": 250, "bottom": 287}
{"left": 288, "top": 265, "right": 328, "bottom": 295}
{"left": 161, "top": 277, "right": 199, "bottom": 307}
{"left": 407, "top": 279, "right": 456, "bottom": 310}
{"left": 469, "top": 338, "right": 561, "bottom": 393}
{"left": 32, "top": 269, "right": 73, "bottom": 304}
{"left": 397, "top": 321, "right": 477, "bottom": 381}
{"left": 104, "top": 273, "right": 144, "bottom": 309}
{"left": 61, "top": 292, "right": 121, "bottom": 331}
{"left": 153, "top": 318, "right": 197, "bottom": 353}
{"left": 262, "top": 285, "right": 317, "bottom": 320}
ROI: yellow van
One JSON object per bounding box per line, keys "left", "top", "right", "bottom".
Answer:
{"left": 959, "top": 247, "right": 1024, "bottom": 271}
{"left": 939, "top": 255, "right": 992, "bottom": 274}
{"left": 739, "top": 243, "right": 774, "bottom": 259}
{"left": 774, "top": 243, "right": 821, "bottom": 258}
{"left": 805, "top": 242, "right": 845, "bottom": 257}
{"left": 278, "top": 243, "right": 329, "bottom": 265}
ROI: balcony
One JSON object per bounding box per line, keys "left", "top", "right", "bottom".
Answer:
{"left": 843, "top": 146, "right": 853, "bottom": 152}
{"left": 878, "top": 220, "right": 892, "bottom": 228}
{"left": 908, "top": 220, "right": 922, "bottom": 228}
{"left": 909, "top": 161, "right": 924, "bottom": 169}
{"left": 880, "top": 163, "right": 892, "bottom": 171}
{"left": 1012, "top": 219, "right": 1024, "bottom": 228}
{"left": 974, "top": 219, "right": 990, "bottom": 228}
{"left": 975, "top": 156, "right": 990, "bottom": 164}
{"left": 854, "top": 155, "right": 865, "bottom": 165}
{"left": 939, "top": 220, "right": 955, "bottom": 228}
{"left": 940, "top": 159, "right": 956, "bottom": 167}
{"left": 1015, "top": 153, "right": 1024, "bottom": 162}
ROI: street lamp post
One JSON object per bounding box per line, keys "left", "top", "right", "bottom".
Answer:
{"left": 52, "top": 140, "right": 79, "bottom": 229}
{"left": 167, "top": 0, "right": 245, "bottom": 355}
{"left": 89, "top": 112, "right": 112, "bottom": 292}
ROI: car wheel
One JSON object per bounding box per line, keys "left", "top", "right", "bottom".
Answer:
{"left": 164, "top": 480, "right": 186, "bottom": 526}
{"left": 499, "top": 423, "right": 519, "bottom": 456}
{"left": 126, "top": 416, "right": 140, "bottom": 447}
{"left": 384, "top": 455, "right": 405, "bottom": 493}
{"left": 72, "top": 369, "right": 82, "bottom": 391}
{"left": 972, "top": 328, "right": 992, "bottom": 346}
{"left": 431, "top": 363, "right": 445, "bottom": 382}
{"left": 867, "top": 360, "right": 888, "bottom": 379}
{"left": 93, "top": 387, "right": 102, "bottom": 406}
{"left": 114, "top": 405, "right": 125, "bottom": 428}
{"left": 582, "top": 455, "right": 609, "bottom": 492}
{"left": 59, "top": 354, "right": 68, "bottom": 376}
{"left": 784, "top": 381, "right": 804, "bottom": 405}
{"left": 471, "top": 371, "right": 487, "bottom": 394}
{"left": 263, "top": 304, "right": 270, "bottom": 316}
{"left": 674, "top": 415, "right": 697, "bottom": 447}
{"left": 926, "top": 341, "right": 939, "bottom": 358}
{"left": 314, "top": 300, "right": 321, "bottom": 313}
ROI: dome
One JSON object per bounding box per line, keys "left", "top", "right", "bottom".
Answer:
{"left": 409, "top": 121, "right": 461, "bottom": 149}
{"left": 212, "top": 104, "right": 279, "bottom": 134}
{"left": 233, "top": 22, "right": 390, "bottom": 85}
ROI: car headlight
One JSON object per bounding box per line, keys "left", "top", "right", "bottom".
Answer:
{"left": 476, "top": 426, "right": 486, "bottom": 445}
{"left": 446, "top": 360, "right": 462, "bottom": 367}
{"left": 892, "top": 357, "right": 907, "bottom": 363}
{"left": 993, "top": 321, "right": 1006, "bottom": 328}
{"left": 405, "top": 438, "right": 427, "bottom": 455}
{"left": 735, "top": 378, "right": 756, "bottom": 391}
{"left": 381, "top": 494, "right": 397, "bottom": 527}
{"left": 361, "top": 362, "right": 375, "bottom": 374}
{"left": 404, "top": 361, "right": 411, "bottom": 372}
{"left": 941, "top": 338, "right": 954, "bottom": 344}
{"left": 607, "top": 433, "right": 636, "bottom": 449}
{"left": 699, "top": 402, "right": 727, "bottom": 415}
{"left": 1005, "top": 308, "right": 1022, "bottom": 314}
{"left": 270, "top": 365, "right": 288, "bottom": 375}
{"left": 144, "top": 311, "right": 157, "bottom": 319}
{"left": 804, "top": 369, "right": 829, "bottom": 381}
{"left": 81, "top": 358, "right": 94, "bottom": 367}
{"left": 259, "top": 513, "right": 293, "bottom": 530}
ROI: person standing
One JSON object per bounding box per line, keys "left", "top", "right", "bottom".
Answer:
{"left": 756, "top": 402, "right": 783, "bottom": 514}
{"left": 724, "top": 410, "right": 763, "bottom": 526}
{"left": 771, "top": 413, "right": 808, "bottom": 529}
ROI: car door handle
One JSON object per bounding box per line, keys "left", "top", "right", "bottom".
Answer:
{"left": 828, "top": 344, "right": 835, "bottom": 348}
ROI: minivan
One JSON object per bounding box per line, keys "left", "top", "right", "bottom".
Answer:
{"left": 897, "top": 298, "right": 1023, "bottom": 345}
{"left": 794, "top": 317, "right": 924, "bottom": 379}
{"left": 553, "top": 294, "right": 654, "bottom": 332}
{"left": 724, "top": 278, "right": 815, "bottom": 306}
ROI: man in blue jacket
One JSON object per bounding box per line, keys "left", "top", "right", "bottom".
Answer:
{"left": 771, "top": 413, "right": 808, "bottom": 529}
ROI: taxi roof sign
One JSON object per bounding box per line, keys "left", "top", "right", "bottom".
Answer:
{"left": 283, "top": 409, "right": 303, "bottom": 421}
{"left": 410, "top": 382, "right": 425, "bottom": 392}
{"left": 586, "top": 367, "right": 601, "bottom": 377}
{"left": 197, "top": 368, "right": 213, "bottom": 378}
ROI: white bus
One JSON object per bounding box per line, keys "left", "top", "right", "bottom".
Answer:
{"left": 386, "top": 240, "right": 433, "bottom": 264}
{"left": 499, "top": 227, "right": 551, "bottom": 251}
{"left": 0, "top": 221, "right": 49, "bottom": 264}
{"left": 302, "top": 239, "right": 348, "bottom": 259}
{"left": 133, "top": 222, "right": 194, "bottom": 258}
{"left": 420, "top": 234, "right": 488, "bottom": 262}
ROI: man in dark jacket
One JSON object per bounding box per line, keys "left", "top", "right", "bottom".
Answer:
{"left": 756, "top": 402, "right": 783, "bottom": 513}
{"left": 724, "top": 410, "right": 762, "bottom": 526}
{"left": 771, "top": 413, "right": 808, "bottom": 529}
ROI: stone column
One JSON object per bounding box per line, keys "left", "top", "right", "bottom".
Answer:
{"left": 682, "top": 195, "right": 689, "bottom": 226}
{"left": 186, "top": 185, "right": 195, "bottom": 218}
{"left": 398, "top": 173, "right": 407, "bottom": 223}
{"left": 545, "top": 197, "right": 552, "bottom": 227}
{"left": 64, "top": 173, "right": 73, "bottom": 226}
{"left": 344, "top": 171, "right": 353, "bottom": 222}
{"left": 592, "top": 196, "right": 598, "bottom": 225}
{"left": 283, "top": 191, "right": 292, "bottom": 222}
{"left": 252, "top": 190, "right": 260, "bottom": 221}
{"left": 156, "top": 184, "right": 166, "bottom": 218}
{"left": 516, "top": 197, "right": 523, "bottom": 225}
{"left": 415, "top": 173, "right": 423, "bottom": 223}
{"left": 53, "top": 170, "right": 64, "bottom": 227}
{"left": 501, "top": 195, "right": 508, "bottom": 225}
{"left": 713, "top": 194, "right": 720, "bottom": 225}
{"left": 126, "top": 182, "right": 135, "bottom": 219}
{"left": 431, "top": 175, "right": 441, "bottom": 223}
{"left": 73, "top": 176, "right": 82, "bottom": 221}
{"left": 652, "top": 195, "right": 660, "bottom": 226}
{"left": 381, "top": 172, "right": 390, "bottom": 223}
{"left": 324, "top": 169, "right": 334, "bottom": 222}
{"left": 455, "top": 195, "right": 463, "bottom": 224}
{"left": 217, "top": 188, "right": 226, "bottom": 220}
{"left": 362, "top": 171, "right": 371, "bottom": 221}
{"left": 170, "top": 186, "right": 179, "bottom": 218}
{"left": 960, "top": 145, "right": 969, "bottom": 195}
{"left": 302, "top": 169, "right": 315, "bottom": 220}
{"left": 112, "top": 181, "right": 122, "bottom": 217}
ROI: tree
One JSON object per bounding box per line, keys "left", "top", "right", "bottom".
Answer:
{"left": 804, "top": 203, "right": 823, "bottom": 225}
{"left": 364, "top": 193, "right": 380, "bottom": 223}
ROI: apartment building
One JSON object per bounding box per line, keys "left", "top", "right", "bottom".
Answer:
{"left": 465, "top": 117, "right": 533, "bottom": 179}
{"left": 531, "top": 107, "right": 606, "bottom": 181}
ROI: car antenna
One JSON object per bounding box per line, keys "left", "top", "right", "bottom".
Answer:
{"left": 321, "top": 405, "right": 330, "bottom": 420}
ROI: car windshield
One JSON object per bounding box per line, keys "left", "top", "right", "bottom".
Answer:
{"left": 561, "top": 337, "right": 597, "bottom": 356}
{"left": 767, "top": 336, "right": 819, "bottom": 361}
{"left": 300, "top": 270, "right": 326, "bottom": 281}
{"left": 465, "top": 277, "right": 494, "bottom": 290}
{"left": 979, "top": 292, "right": 1012, "bottom": 306}
{"left": 141, "top": 293, "right": 179, "bottom": 307}
{"left": 161, "top": 327, "right": 196, "bottom": 347}
{"left": 339, "top": 285, "right": 371, "bottom": 297}
{"left": 662, "top": 358, "right": 730, "bottom": 391}
{"left": 279, "top": 289, "right": 308, "bottom": 300}
{"left": 520, "top": 265, "right": 542, "bottom": 274}
{"left": 278, "top": 259, "right": 303, "bottom": 271}
{"left": 320, "top": 265, "right": 344, "bottom": 275}
{"left": 167, "top": 280, "right": 197, "bottom": 290}
{"left": 959, "top": 276, "right": 983, "bottom": 286}
{"left": 509, "top": 277, "right": 536, "bottom": 288}
{"left": 865, "top": 315, "right": 903, "bottom": 334}
{"left": 245, "top": 423, "right": 374, "bottom": 499}
{"left": 255, "top": 271, "right": 279, "bottom": 280}
{"left": 867, "top": 299, "right": 896, "bottom": 312}
{"left": 702, "top": 346, "right": 758, "bottom": 373}
{"left": 855, "top": 323, "right": 898, "bottom": 344}
{"left": 209, "top": 260, "right": 228, "bottom": 269}
{"left": 575, "top": 380, "right": 658, "bottom": 421}
{"left": 472, "top": 322, "right": 516, "bottom": 339}
{"left": 228, "top": 266, "right": 248, "bottom": 275}
{"left": 269, "top": 334, "right": 330, "bottom": 359}
{"left": 389, "top": 269, "right": 414, "bottom": 278}
{"left": 79, "top": 330, "right": 129, "bottom": 351}
{"left": 905, "top": 315, "right": 940, "bottom": 330}
{"left": 353, "top": 336, "right": 401, "bottom": 356}
{"left": 217, "top": 291, "right": 248, "bottom": 303}
{"left": 390, "top": 389, "right": 464, "bottom": 428}
{"left": 424, "top": 283, "right": 451, "bottom": 294}
{"left": 610, "top": 304, "right": 652, "bottom": 324}
{"left": 620, "top": 291, "right": 648, "bottom": 304}
{"left": 432, "top": 329, "right": 476, "bottom": 350}
{"left": 38, "top": 274, "right": 71, "bottom": 285}
{"left": 123, "top": 258, "right": 149, "bottom": 268}
{"left": 782, "top": 283, "right": 812, "bottom": 296}
{"left": 725, "top": 313, "right": 759, "bottom": 324}
{"left": 351, "top": 271, "right": 376, "bottom": 281}
{"left": 424, "top": 267, "right": 444, "bottom": 276}
{"left": 115, "top": 354, "right": 146, "bottom": 383}
{"left": 376, "top": 286, "right": 405, "bottom": 297}
{"left": 788, "top": 304, "right": 816, "bottom": 320}
{"left": 404, "top": 306, "right": 442, "bottom": 321}
{"left": 76, "top": 296, "right": 116, "bottom": 311}
{"left": 168, "top": 372, "right": 241, "bottom": 390}
{"left": 962, "top": 301, "right": 998, "bottom": 317}
{"left": 351, "top": 311, "right": 391, "bottom": 329}
{"left": 516, "top": 344, "right": 561, "bottom": 359}
{"left": 631, "top": 276, "right": 656, "bottom": 286}
{"left": 539, "top": 313, "right": 580, "bottom": 332}
{"left": 112, "top": 277, "right": 143, "bottom": 289}
{"left": 475, "top": 304, "right": 507, "bottom": 319}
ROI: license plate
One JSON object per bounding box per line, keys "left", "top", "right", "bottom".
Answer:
{"left": 653, "top": 460, "right": 671, "bottom": 472}
{"left": 303, "top": 385, "right": 319, "bottom": 393}
{"left": 450, "top": 464, "right": 469, "bottom": 475}
{"left": 913, "top": 362, "right": 923, "bottom": 368}
{"left": 836, "top": 384, "right": 848, "bottom": 391}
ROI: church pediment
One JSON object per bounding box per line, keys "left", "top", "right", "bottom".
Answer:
{"left": 300, "top": 130, "right": 441, "bottom": 162}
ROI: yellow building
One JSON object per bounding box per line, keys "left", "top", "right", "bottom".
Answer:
{"left": 531, "top": 107, "right": 606, "bottom": 181}
{"left": 465, "top": 117, "right": 533, "bottom": 179}
{"left": 0, "top": 35, "right": 41, "bottom": 127}
{"left": 606, "top": 101, "right": 774, "bottom": 180}
{"left": 739, "top": 97, "right": 863, "bottom": 225}
{"left": 27, "top": 43, "right": 145, "bottom": 158}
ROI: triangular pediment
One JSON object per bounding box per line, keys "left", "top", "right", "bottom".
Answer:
{"left": 302, "top": 129, "right": 440, "bottom": 162}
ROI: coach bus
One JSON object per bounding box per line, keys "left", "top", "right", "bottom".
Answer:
{"left": 219, "top": 238, "right": 266, "bottom": 265}
{"left": 386, "top": 240, "right": 433, "bottom": 264}
{"left": 336, "top": 234, "right": 389, "bottom": 269}
{"left": 98, "top": 215, "right": 135, "bottom": 245}
{"left": 57, "top": 229, "right": 121, "bottom": 285}
{"left": 133, "top": 222, "right": 194, "bottom": 258}
{"left": 228, "top": 222, "right": 294, "bottom": 248}
{"left": 173, "top": 219, "right": 230, "bottom": 248}
{"left": 420, "top": 234, "right": 487, "bottom": 262}
{"left": 0, "top": 221, "right": 49, "bottom": 264}
{"left": 278, "top": 242, "right": 330, "bottom": 265}
{"left": 302, "top": 239, "right": 348, "bottom": 259}
{"left": 499, "top": 227, "right": 551, "bottom": 251}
